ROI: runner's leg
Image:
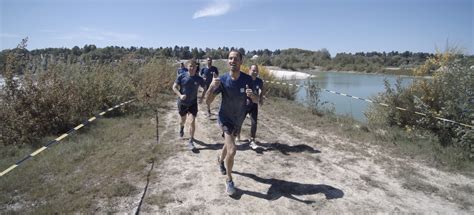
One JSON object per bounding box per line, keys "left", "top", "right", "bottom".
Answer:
{"left": 224, "top": 132, "right": 237, "bottom": 182}
{"left": 250, "top": 105, "right": 258, "bottom": 141}
{"left": 189, "top": 114, "right": 196, "bottom": 140}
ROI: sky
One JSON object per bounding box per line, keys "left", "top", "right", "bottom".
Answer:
{"left": 1, "top": 0, "right": 472, "bottom": 55}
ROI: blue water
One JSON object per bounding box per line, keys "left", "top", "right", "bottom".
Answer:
{"left": 294, "top": 71, "right": 415, "bottom": 122}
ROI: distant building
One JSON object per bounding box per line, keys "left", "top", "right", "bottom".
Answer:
{"left": 251, "top": 55, "right": 259, "bottom": 60}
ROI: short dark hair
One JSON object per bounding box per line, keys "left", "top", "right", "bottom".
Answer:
{"left": 187, "top": 59, "right": 197, "bottom": 66}
{"left": 229, "top": 50, "right": 242, "bottom": 61}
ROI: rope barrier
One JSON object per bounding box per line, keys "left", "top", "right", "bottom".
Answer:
{"left": 264, "top": 80, "right": 474, "bottom": 129}
{"left": 0, "top": 99, "right": 135, "bottom": 177}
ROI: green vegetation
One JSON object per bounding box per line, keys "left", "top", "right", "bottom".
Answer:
{"left": 4, "top": 44, "right": 463, "bottom": 76}
{"left": 366, "top": 48, "right": 474, "bottom": 161}
{"left": 0, "top": 39, "right": 177, "bottom": 147}
{"left": 236, "top": 48, "right": 436, "bottom": 73}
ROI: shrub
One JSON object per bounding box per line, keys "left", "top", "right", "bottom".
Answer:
{"left": 0, "top": 39, "right": 175, "bottom": 146}
{"left": 1, "top": 59, "right": 137, "bottom": 146}
{"left": 135, "top": 58, "right": 176, "bottom": 107}
{"left": 366, "top": 49, "right": 474, "bottom": 158}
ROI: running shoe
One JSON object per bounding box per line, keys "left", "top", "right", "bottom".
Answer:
{"left": 226, "top": 180, "right": 236, "bottom": 196}
{"left": 188, "top": 139, "right": 195, "bottom": 150}
{"left": 218, "top": 155, "right": 226, "bottom": 175}
{"left": 249, "top": 140, "right": 258, "bottom": 150}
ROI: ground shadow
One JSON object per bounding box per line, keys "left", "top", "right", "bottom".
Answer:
{"left": 193, "top": 139, "right": 320, "bottom": 155}
{"left": 257, "top": 142, "right": 321, "bottom": 155}
{"left": 193, "top": 139, "right": 258, "bottom": 152}
{"left": 231, "top": 171, "right": 344, "bottom": 204}
{"left": 193, "top": 139, "right": 223, "bottom": 150}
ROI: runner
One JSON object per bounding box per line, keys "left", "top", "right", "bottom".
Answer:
{"left": 172, "top": 59, "right": 205, "bottom": 151}
{"left": 200, "top": 57, "right": 219, "bottom": 116}
{"left": 206, "top": 50, "right": 259, "bottom": 195}
{"left": 243, "top": 64, "right": 264, "bottom": 150}
{"left": 176, "top": 62, "right": 188, "bottom": 76}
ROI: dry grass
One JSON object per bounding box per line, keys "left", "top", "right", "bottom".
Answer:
{"left": 0, "top": 101, "right": 177, "bottom": 213}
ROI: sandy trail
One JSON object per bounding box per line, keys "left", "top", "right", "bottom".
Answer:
{"left": 138, "top": 100, "right": 474, "bottom": 214}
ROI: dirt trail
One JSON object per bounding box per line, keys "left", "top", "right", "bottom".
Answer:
{"left": 138, "top": 100, "right": 474, "bottom": 213}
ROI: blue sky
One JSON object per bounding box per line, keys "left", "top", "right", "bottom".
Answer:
{"left": 1, "top": 0, "right": 472, "bottom": 55}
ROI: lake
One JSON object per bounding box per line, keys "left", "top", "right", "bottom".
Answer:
{"left": 291, "top": 71, "right": 416, "bottom": 122}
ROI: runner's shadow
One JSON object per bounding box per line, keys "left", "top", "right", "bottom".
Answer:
{"left": 193, "top": 139, "right": 223, "bottom": 150}
{"left": 193, "top": 139, "right": 265, "bottom": 152}
{"left": 257, "top": 142, "right": 321, "bottom": 155}
{"left": 231, "top": 171, "right": 344, "bottom": 204}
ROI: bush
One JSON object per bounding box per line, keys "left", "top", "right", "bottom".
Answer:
{"left": 135, "top": 58, "right": 176, "bottom": 107}
{"left": 366, "top": 49, "right": 474, "bottom": 158}
{"left": 0, "top": 40, "right": 175, "bottom": 146}
{"left": 1, "top": 59, "right": 137, "bottom": 146}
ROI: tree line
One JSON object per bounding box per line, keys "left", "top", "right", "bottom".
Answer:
{"left": 3, "top": 44, "right": 472, "bottom": 75}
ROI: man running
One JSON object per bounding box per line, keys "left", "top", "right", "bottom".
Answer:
{"left": 243, "top": 64, "right": 264, "bottom": 149}
{"left": 172, "top": 59, "right": 205, "bottom": 150}
{"left": 176, "top": 62, "right": 188, "bottom": 76}
{"left": 200, "top": 57, "right": 219, "bottom": 115}
{"left": 196, "top": 60, "right": 200, "bottom": 76}
{"left": 206, "top": 50, "right": 259, "bottom": 195}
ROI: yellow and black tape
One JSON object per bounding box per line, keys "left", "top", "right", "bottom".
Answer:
{"left": 264, "top": 80, "right": 474, "bottom": 129}
{"left": 0, "top": 99, "right": 135, "bottom": 177}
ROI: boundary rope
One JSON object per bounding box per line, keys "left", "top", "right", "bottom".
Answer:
{"left": 264, "top": 80, "right": 473, "bottom": 129}
{"left": 0, "top": 99, "right": 135, "bottom": 177}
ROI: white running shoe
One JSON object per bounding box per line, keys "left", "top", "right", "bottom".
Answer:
{"left": 226, "top": 180, "right": 236, "bottom": 196}
{"left": 249, "top": 140, "right": 258, "bottom": 150}
{"left": 188, "top": 139, "right": 195, "bottom": 150}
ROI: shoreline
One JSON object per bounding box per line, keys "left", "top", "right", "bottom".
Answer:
{"left": 267, "top": 66, "right": 432, "bottom": 79}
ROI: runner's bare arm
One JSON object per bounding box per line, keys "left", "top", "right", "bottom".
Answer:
{"left": 246, "top": 85, "right": 259, "bottom": 104}
{"left": 206, "top": 73, "right": 220, "bottom": 105}
{"left": 172, "top": 83, "right": 186, "bottom": 100}
{"left": 205, "top": 84, "right": 218, "bottom": 105}
{"left": 199, "top": 82, "right": 206, "bottom": 103}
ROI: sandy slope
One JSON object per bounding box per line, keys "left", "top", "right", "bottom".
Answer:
{"left": 137, "top": 100, "right": 473, "bottom": 214}
{"left": 266, "top": 66, "right": 313, "bottom": 79}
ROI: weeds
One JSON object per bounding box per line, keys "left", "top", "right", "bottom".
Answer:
{"left": 1, "top": 39, "right": 176, "bottom": 147}
{"left": 366, "top": 49, "right": 473, "bottom": 160}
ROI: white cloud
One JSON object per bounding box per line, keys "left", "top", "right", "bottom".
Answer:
{"left": 0, "top": 33, "right": 21, "bottom": 38}
{"left": 193, "top": 0, "right": 231, "bottom": 19}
